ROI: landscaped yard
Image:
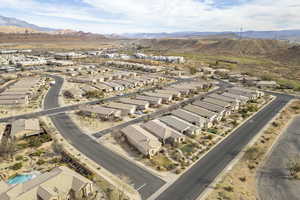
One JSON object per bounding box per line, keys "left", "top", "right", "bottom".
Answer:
{"left": 149, "top": 153, "right": 176, "bottom": 171}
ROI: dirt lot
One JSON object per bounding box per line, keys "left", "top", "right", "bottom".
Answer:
{"left": 205, "top": 100, "right": 300, "bottom": 200}
{"left": 69, "top": 112, "right": 127, "bottom": 134}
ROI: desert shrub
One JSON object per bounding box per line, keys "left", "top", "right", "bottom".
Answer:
{"left": 10, "top": 162, "right": 22, "bottom": 170}
{"left": 287, "top": 155, "right": 300, "bottom": 178}
{"left": 244, "top": 147, "right": 263, "bottom": 161}
{"left": 208, "top": 128, "right": 218, "bottom": 134}
{"left": 37, "top": 159, "right": 46, "bottom": 165}
{"left": 15, "top": 155, "right": 23, "bottom": 161}
{"left": 223, "top": 185, "right": 234, "bottom": 192}
{"left": 30, "top": 149, "right": 44, "bottom": 157}
{"left": 239, "top": 176, "right": 246, "bottom": 182}
{"left": 84, "top": 90, "right": 104, "bottom": 99}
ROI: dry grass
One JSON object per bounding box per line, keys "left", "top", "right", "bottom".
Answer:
{"left": 206, "top": 100, "right": 300, "bottom": 200}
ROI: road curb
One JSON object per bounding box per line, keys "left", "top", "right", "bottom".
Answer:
{"left": 255, "top": 107, "right": 300, "bottom": 200}
{"left": 196, "top": 95, "right": 279, "bottom": 200}
{"left": 148, "top": 96, "right": 276, "bottom": 200}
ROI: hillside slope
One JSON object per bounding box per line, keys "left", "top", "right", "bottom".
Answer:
{"left": 0, "top": 26, "right": 41, "bottom": 34}
{"left": 137, "top": 38, "right": 290, "bottom": 56}
{"left": 198, "top": 39, "right": 289, "bottom": 55}
{"left": 0, "top": 32, "right": 106, "bottom": 43}
{"left": 270, "top": 45, "right": 300, "bottom": 65}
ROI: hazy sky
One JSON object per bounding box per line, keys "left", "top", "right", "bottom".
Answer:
{"left": 0, "top": 0, "right": 298, "bottom": 34}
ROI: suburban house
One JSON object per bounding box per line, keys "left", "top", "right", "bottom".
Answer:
{"left": 221, "top": 92, "right": 249, "bottom": 104}
{"left": 10, "top": 118, "right": 42, "bottom": 139}
{"left": 159, "top": 116, "right": 201, "bottom": 135}
{"left": 113, "top": 80, "right": 134, "bottom": 89}
{"left": 255, "top": 81, "right": 278, "bottom": 88}
{"left": 183, "top": 104, "right": 218, "bottom": 122}
{"left": 155, "top": 89, "right": 181, "bottom": 98}
{"left": 227, "top": 87, "right": 263, "bottom": 99}
{"left": 242, "top": 76, "right": 260, "bottom": 86}
{"left": 0, "top": 94, "right": 29, "bottom": 102}
{"left": 202, "top": 97, "right": 232, "bottom": 114}
{"left": 183, "top": 81, "right": 208, "bottom": 90}
{"left": 226, "top": 88, "right": 256, "bottom": 100}
{"left": 192, "top": 100, "right": 226, "bottom": 118}
{"left": 141, "top": 119, "right": 185, "bottom": 144}
{"left": 0, "top": 166, "right": 93, "bottom": 200}
{"left": 92, "top": 75, "right": 105, "bottom": 82}
{"left": 143, "top": 92, "right": 172, "bottom": 103}
{"left": 117, "top": 98, "right": 150, "bottom": 110}
{"left": 78, "top": 105, "right": 121, "bottom": 120}
{"left": 172, "top": 84, "right": 198, "bottom": 93}
{"left": 121, "top": 124, "right": 162, "bottom": 157}
{"left": 132, "top": 77, "right": 148, "bottom": 85}
{"left": 104, "top": 102, "right": 136, "bottom": 116}
{"left": 0, "top": 76, "right": 43, "bottom": 106}
{"left": 126, "top": 79, "right": 143, "bottom": 87}
{"left": 80, "top": 85, "right": 97, "bottom": 94}
{"left": 1, "top": 90, "right": 33, "bottom": 96}
{"left": 102, "top": 82, "right": 124, "bottom": 91}
{"left": 171, "top": 109, "right": 209, "bottom": 128}
{"left": 134, "top": 95, "right": 162, "bottom": 106}
{"left": 166, "top": 86, "right": 190, "bottom": 96}
{"left": 207, "top": 93, "right": 240, "bottom": 110}
{"left": 68, "top": 77, "right": 95, "bottom": 84}
{"left": 93, "top": 83, "right": 113, "bottom": 93}
{"left": 0, "top": 99, "right": 27, "bottom": 106}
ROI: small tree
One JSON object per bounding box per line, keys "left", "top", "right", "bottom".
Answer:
{"left": 11, "top": 162, "right": 22, "bottom": 170}
{"left": 287, "top": 155, "right": 300, "bottom": 179}
{"left": 244, "top": 146, "right": 263, "bottom": 161}
{"left": 0, "top": 138, "right": 16, "bottom": 159}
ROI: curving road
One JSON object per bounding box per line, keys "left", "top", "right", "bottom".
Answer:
{"left": 257, "top": 116, "right": 300, "bottom": 200}
{"left": 156, "top": 95, "right": 292, "bottom": 200}
{"left": 0, "top": 74, "right": 297, "bottom": 200}
{"left": 50, "top": 113, "right": 165, "bottom": 199}
{"left": 45, "top": 75, "right": 166, "bottom": 199}
{"left": 0, "top": 75, "right": 199, "bottom": 123}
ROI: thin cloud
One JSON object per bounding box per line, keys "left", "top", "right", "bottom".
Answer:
{"left": 0, "top": 0, "right": 298, "bottom": 33}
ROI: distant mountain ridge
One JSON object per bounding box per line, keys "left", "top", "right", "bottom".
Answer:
{"left": 0, "top": 15, "right": 57, "bottom": 32}
{"left": 0, "top": 15, "right": 103, "bottom": 37}
{"left": 121, "top": 30, "right": 300, "bottom": 42}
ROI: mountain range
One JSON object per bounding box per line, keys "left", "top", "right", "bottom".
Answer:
{"left": 0, "top": 15, "right": 300, "bottom": 42}
{"left": 0, "top": 15, "right": 57, "bottom": 32}
{"left": 121, "top": 30, "right": 300, "bottom": 42}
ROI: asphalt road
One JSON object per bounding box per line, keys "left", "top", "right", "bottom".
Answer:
{"left": 0, "top": 75, "right": 198, "bottom": 123}
{"left": 50, "top": 113, "right": 165, "bottom": 199}
{"left": 45, "top": 74, "right": 166, "bottom": 199}
{"left": 1, "top": 74, "right": 296, "bottom": 200}
{"left": 43, "top": 75, "right": 64, "bottom": 110}
{"left": 257, "top": 116, "right": 300, "bottom": 200}
{"left": 156, "top": 95, "right": 292, "bottom": 200}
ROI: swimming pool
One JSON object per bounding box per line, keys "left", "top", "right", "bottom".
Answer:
{"left": 7, "top": 174, "right": 35, "bottom": 185}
